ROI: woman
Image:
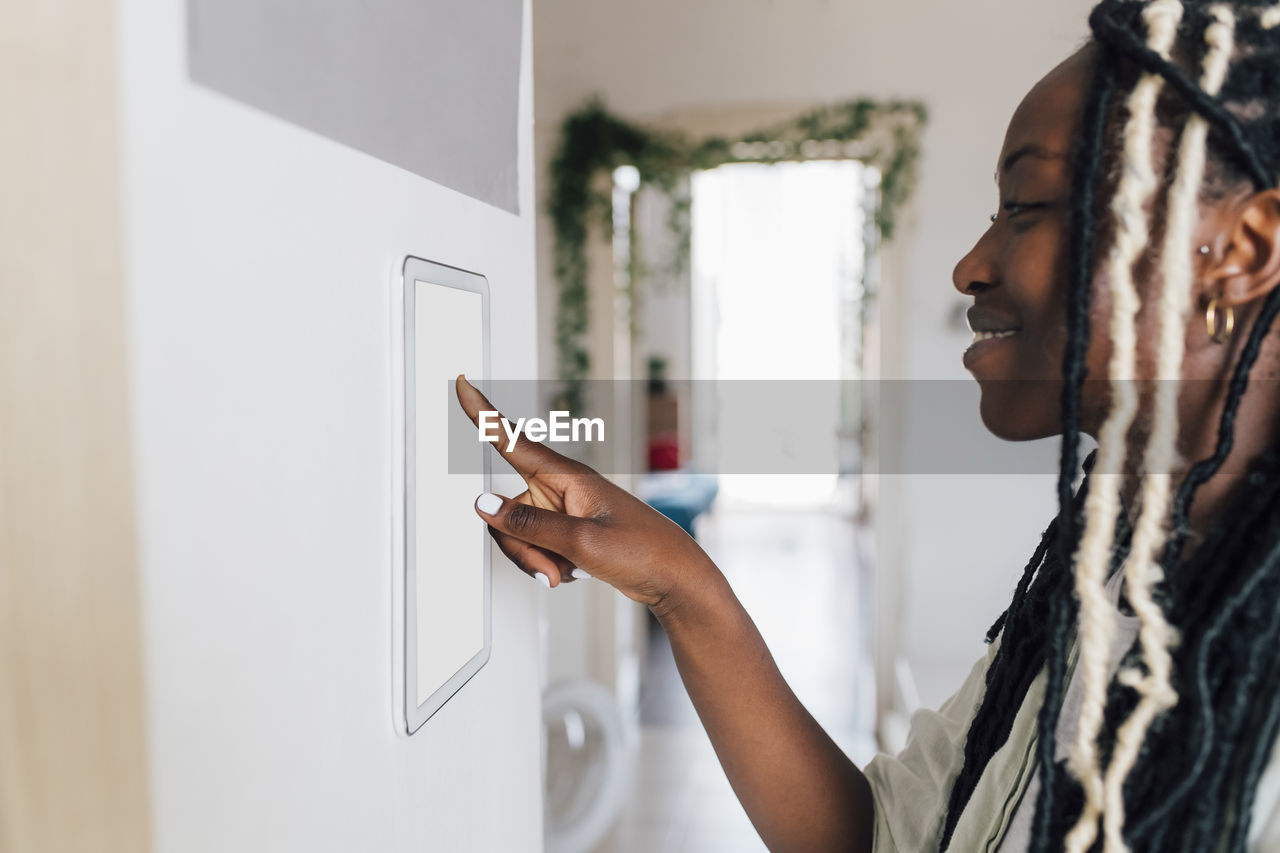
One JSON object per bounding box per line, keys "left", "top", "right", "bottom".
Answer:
{"left": 457, "top": 0, "right": 1280, "bottom": 849}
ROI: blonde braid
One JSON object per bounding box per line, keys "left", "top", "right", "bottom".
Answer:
{"left": 1097, "top": 7, "right": 1236, "bottom": 852}
{"left": 1063, "top": 3, "right": 1183, "bottom": 851}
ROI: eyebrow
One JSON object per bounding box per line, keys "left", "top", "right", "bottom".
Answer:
{"left": 995, "top": 144, "right": 1068, "bottom": 182}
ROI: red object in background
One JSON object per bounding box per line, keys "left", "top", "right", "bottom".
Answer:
{"left": 648, "top": 436, "right": 680, "bottom": 471}
{"left": 647, "top": 389, "right": 680, "bottom": 470}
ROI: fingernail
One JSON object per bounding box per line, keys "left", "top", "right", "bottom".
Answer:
{"left": 571, "top": 568, "right": 591, "bottom": 580}
{"left": 477, "top": 492, "right": 503, "bottom": 515}
{"left": 536, "top": 572, "right": 552, "bottom": 589}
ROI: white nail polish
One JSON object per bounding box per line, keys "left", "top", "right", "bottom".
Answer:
{"left": 571, "top": 568, "right": 591, "bottom": 580}
{"left": 477, "top": 492, "right": 503, "bottom": 515}
{"left": 536, "top": 572, "right": 552, "bottom": 589}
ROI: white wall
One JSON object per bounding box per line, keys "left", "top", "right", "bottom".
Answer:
{"left": 533, "top": 0, "right": 1093, "bottom": 710}
{"left": 118, "top": 1, "right": 543, "bottom": 850}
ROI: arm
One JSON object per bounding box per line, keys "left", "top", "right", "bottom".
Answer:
{"left": 454, "top": 377, "right": 874, "bottom": 852}
{"left": 656, "top": 561, "right": 874, "bottom": 852}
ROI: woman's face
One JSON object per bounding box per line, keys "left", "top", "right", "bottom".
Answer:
{"left": 954, "top": 45, "right": 1265, "bottom": 444}
{"left": 952, "top": 48, "right": 1102, "bottom": 441}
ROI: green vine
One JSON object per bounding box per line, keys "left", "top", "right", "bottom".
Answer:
{"left": 548, "top": 97, "right": 927, "bottom": 412}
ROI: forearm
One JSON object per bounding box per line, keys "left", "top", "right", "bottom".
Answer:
{"left": 653, "top": 560, "right": 874, "bottom": 853}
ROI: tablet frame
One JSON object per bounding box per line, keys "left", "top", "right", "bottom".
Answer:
{"left": 393, "top": 255, "right": 492, "bottom": 735}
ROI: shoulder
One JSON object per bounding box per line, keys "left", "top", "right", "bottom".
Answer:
{"left": 863, "top": 643, "right": 999, "bottom": 852}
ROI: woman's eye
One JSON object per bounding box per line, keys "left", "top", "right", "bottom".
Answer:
{"left": 989, "top": 201, "right": 1050, "bottom": 227}
{"left": 1002, "top": 201, "right": 1046, "bottom": 218}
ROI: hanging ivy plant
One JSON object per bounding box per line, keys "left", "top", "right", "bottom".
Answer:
{"left": 547, "top": 97, "right": 927, "bottom": 413}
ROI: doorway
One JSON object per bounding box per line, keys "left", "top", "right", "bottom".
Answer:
{"left": 689, "top": 159, "right": 873, "bottom": 509}
{"left": 602, "top": 158, "right": 879, "bottom": 852}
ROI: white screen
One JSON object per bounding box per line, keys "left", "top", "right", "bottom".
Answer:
{"left": 414, "top": 282, "right": 485, "bottom": 706}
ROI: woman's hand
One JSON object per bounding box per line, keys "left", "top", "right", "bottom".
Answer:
{"left": 458, "top": 374, "right": 874, "bottom": 850}
{"left": 454, "top": 375, "right": 717, "bottom": 612}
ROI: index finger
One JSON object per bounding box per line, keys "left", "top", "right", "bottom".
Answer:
{"left": 454, "top": 374, "right": 583, "bottom": 481}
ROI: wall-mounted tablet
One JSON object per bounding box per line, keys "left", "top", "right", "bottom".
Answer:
{"left": 393, "top": 256, "right": 491, "bottom": 734}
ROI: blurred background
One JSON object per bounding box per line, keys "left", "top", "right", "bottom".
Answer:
{"left": 532, "top": 3, "right": 1082, "bottom": 849}
{"left": 5, "top": 1, "right": 1091, "bottom": 851}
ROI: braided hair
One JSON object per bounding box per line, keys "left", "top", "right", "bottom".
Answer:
{"left": 939, "top": 2, "right": 1280, "bottom": 850}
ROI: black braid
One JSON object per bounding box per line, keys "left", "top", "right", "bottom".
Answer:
{"left": 1027, "top": 587, "right": 1078, "bottom": 853}
{"left": 938, "top": 1, "right": 1280, "bottom": 850}
{"left": 1164, "top": 285, "right": 1280, "bottom": 560}
{"left": 938, "top": 517, "right": 1065, "bottom": 848}
{"left": 1088, "top": 2, "right": 1274, "bottom": 188}
{"left": 1123, "top": 455, "right": 1280, "bottom": 850}
{"left": 1058, "top": 41, "right": 1119, "bottom": 540}
{"left": 1125, "top": 462, "right": 1280, "bottom": 837}
{"left": 937, "top": 526, "right": 1053, "bottom": 847}
{"left": 985, "top": 516, "right": 1059, "bottom": 644}
{"left": 1031, "top": 505, "right": 1135, "bottom": 853}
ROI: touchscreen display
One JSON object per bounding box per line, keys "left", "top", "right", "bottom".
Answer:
{"left": 413, "top": 281, "right": 485, "bottom": 707}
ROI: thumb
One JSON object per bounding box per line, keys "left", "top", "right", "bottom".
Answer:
{"left": 475, "top": 492, "right": 593, "bottom": 565}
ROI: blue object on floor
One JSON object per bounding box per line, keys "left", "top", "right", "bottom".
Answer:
{"left": 637, "top": 470, "right": 719, "bottom": 539}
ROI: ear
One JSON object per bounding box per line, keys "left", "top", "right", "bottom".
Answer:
{"left": 1202, "top": 189, "right": 1280, "bottom": 308}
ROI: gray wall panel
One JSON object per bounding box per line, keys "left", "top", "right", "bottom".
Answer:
{"left": 188, "top": 0, "right": 522, "bottom": 213}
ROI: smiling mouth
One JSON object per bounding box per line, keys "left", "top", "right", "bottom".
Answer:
{"left": 963, "top": 329, "right": 1021, "bottom": 370}
{"left": 970, "top": 329, "right": 1020, "bottom": 343}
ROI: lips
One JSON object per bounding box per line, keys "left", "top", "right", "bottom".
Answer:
{"left": 966, "top": 306, "right": 1022, "bottom": 336}
{"left": 971, "top": 329, "right": 1019, "bottom": 342}
{"left": 963, "top": 306, "right": 1022, "bottom": 371}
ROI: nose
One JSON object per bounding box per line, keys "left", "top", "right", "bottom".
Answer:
{"left": 952, "top": 227, "right": 998, "bottom": 297}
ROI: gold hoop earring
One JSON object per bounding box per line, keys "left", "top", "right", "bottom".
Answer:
{"left": 1206, "top": 298, "right": 1235, "bottom": 344}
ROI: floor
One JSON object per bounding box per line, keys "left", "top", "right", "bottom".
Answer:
{"left": 596, "top": 503, "right": 878, "bottom": 853}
